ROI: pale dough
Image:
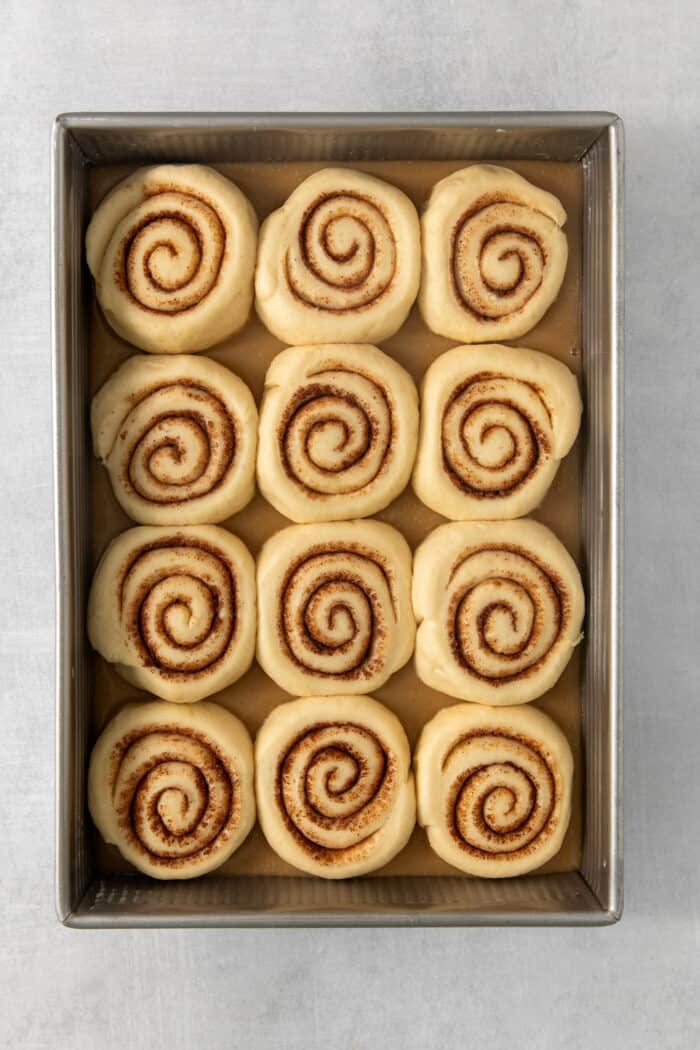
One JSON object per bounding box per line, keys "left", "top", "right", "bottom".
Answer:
{"left": 255, "top": 695, "right": 415, "bottom": 878}
{"left": 257, "top": 343, "right": 419, "bottom": 522}
{"left": 88, "top": 699, "right": 255, "bottom": 879}
{"left": 88, "top": 524, "right": 256, "bottom": 702}
{"left": 415, "top": 702, "right": 573, "bottom": 877}
{"left": 86, "top": 164, "right": 258, "bottom": 353}
{"left": 413, "top": 519, "right": 584, "bottom": 704}
{"left": 255, "top": 168, "right": 421, "bottom": 344}
{"left": 92, "top": 353, "right": 258, "bottom": 525}
{"left": 256, "top": 520, "right": 415, "bottom": 695}
{"left": 413, "top": 344, "right": 581, "bottom": 519}
{"left": 419, "top": 165, "right": 568, "bottom": 342}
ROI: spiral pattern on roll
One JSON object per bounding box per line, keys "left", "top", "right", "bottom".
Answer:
{"left": 255, "top": 695, "right": 416, "bottom": 877}
{"left": 278, "top": 723, "right": 397, "bottom": 854}
{"left": 113, "top": 728, "right": 238, "bottom": 858}
{"left": 258, "top": 344, "right": 418, "bottom": 522}
{"left": 286, "top": 192, "right": 396, "bottom": 311}
{"left": 412, "top": 520, "right": 584, "bottom": 705}
{"left": 413, "top": 345, "right": 582, "bottom": 521}
{"left": 120, "top": 536, "right": 237, "bottom": 675}
{"left": 451, "top": 197, "right": 559, "bottom": 321}
{"left": 257, "top": 522, "right": 415, "bottom": 696}
{"left": 255, "top": 169, "right": 421, "bottom": 344}
{"left": 88, "top": 525, "right": 256, "bottom": 703}
{"left": 442, "top": 373, "right": 551, "bottom": 497}
{"left": 119, "top": 191, "right": 225, "bottom": 314}
{"left": 447, "top": 544, "right": 566, "bottom": 683}
{"left": 124, "top": 383, "right": 234, "bottom": 500}
{"left": 279, "top": 545, "right": 395, "bottom": 680}
{"left": 419, "top": 165, "right": 568, "bottom": 343}
{"left": 92, "top": 355, "right": 257, "bottom": 525}
{"left": 415, "top": 703, "right": 572, "bottom": 877}
{"left": 280, "top": 369, "right": 391, "bottom": 495}
{"left": 86, "top": 165, "right": 258, "bottom": 354}
{"left": 444, "top": 729, "right": 555, "bottom": 857}
{"left": 88, "top": 701, "right": 255, "bottom": 879}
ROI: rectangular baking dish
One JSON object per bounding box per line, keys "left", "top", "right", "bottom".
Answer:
{"left": 53, "top": 112, "right": 623, "bottom": 928}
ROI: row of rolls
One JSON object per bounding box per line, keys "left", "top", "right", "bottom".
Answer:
{"left": 86, "top": 159, "right": 580, "bottom": 884}
{"left": 90, "top": 695, "right": 573, "bottom": 882}
{"left": 86, "top": 162, "right": 569, "bottom": 354}
{"left": 92, "top": 341, "right": 581, "bottom": 525}
{"left": 89, "top": 517, "right": 584, "bottom": 707}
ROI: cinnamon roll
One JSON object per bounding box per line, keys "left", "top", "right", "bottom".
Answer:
{"left": 413, "top": 520, "right": 584, "bottom": 705}
{"left": 413, "top": 344, "right": 581, "bottom": 520}
{"left": 86, "top": 165, "right": 258, "bottom": 353}
{"left": 419, "top": 165, "right": 568, "bottom": 342}
{"left": 257, "top": 520, "right": 415, "bottom": 695}
{"left": 89, "top": 700, "right": 255, "bottom": 879}
{"left": 255, "top": 168, "right": 421, "bottom": 344}
{"left": 415, "top": 703, "right": 573, "bottom": 877}
{"left": 92, "top": 354, "right": 258, "bottom": 525}
{"left": 255, "top": 695, "right": 415, "bottom": 878}
{"left": 88, "top": 525, "right": 256, "bottom": 702}
{"left": 257, "top": 343, "right": 419, "bottom": 522}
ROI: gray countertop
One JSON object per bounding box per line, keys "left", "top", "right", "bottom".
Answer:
{"left": 1, "top": 1, "right": 698, "bottom": 1047}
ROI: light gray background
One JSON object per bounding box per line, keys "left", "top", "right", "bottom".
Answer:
{"left": 1, "top": 1, "right": 698, "bottom": 1047}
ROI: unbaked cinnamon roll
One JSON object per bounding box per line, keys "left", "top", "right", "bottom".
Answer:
{"left": 257, "top": 343, "right": 419, "bottom": 522}
{"left": 89, "top": 700, "right": 255, "bottom": 879}
{"left": 413, "top": 344, "right": 581, "bottom": 519}
{"left": 86, "top": 165, "right": 258, "bottom": 353}
{"left": 255, "top": 168, "right": 421, "bottom": 344}
{"left": 419, "top": 165, "right": 568, "bottom": 342}
{"left": 415, "top": 702, "right": 573, "bottom": 877}
{"left": 256, "top": 520, "right": 415, "bottom": 695}
{"left": 92, "top": 354, "right": 258, "bottom": 525}
{"left": 255, "top": 695, "right": 415, "bottom": 878}
{"left": 88, "top": 525, "right": 256, "bottom": 702}
{"left": 413, "top": 520, "right": 584, "bottom": 705}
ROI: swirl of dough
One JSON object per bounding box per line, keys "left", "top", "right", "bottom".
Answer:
{"left": 88, "top": 700, "right": 255, "bottom": 879}
{"left": 88, "top": 525, "right": 256, "bottom": 702}
{"left": 413, "top": 520, "right": 584, "bottom": 705}
{"left": 92, "top": 354, "right": 258, "bottom": 525}
{"left": 86, "top": 165, "right": 258, "bottom": 353}
{"left": 413, "top": 344, "right": 581, "bottom": 519}
{"left": 415, "top": 703, "right": 573, "bottom": 877}
{"left": 255, "top": 169, "right": 421, "bottom": 344}
{"left": 419, "top": 165, "right": 568, "bottom": 342}
{"left": 256, "top": 521, "right": 415, "bottom": 695}
{"left": 257, "top": 344, "right": 418, "bottom": 521}
{"left": 255, "top": 695, "right": 415, "bottom": 877}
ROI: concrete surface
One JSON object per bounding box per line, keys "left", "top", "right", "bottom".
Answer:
{"left": 1, "top": 1, "right": 699, "bottom": 1047}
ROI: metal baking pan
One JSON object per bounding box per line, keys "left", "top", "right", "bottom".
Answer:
{"left": 52, "top": 112, "right": 623, "bottom": 927}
